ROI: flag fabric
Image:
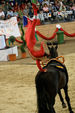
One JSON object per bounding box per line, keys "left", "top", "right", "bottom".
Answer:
{"left": 23, "top": 16, "right": 28, "bottom": 27}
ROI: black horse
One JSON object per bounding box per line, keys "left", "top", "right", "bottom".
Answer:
{"left": 35, "top": 42, "right": 73, "bottom": 113}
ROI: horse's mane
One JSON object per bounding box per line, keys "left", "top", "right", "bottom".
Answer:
{"left": 43, "top": 59, "right": 68, "bottom": 83}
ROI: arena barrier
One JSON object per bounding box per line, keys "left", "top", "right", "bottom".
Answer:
{"left": 36, "top": 24, "right": 75, "bottom": 40}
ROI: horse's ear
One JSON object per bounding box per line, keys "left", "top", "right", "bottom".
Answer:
{"left": 52, "top": 41, "right": 58, "bottom": 49}
{"left": 47, "top": 42, "right": 52, "bottom": 46}
{"left": 53, "top": 41, "right": 58, "bottom": 45}
{"left": 55, "top": 45, "right": 58, "bottom": 49}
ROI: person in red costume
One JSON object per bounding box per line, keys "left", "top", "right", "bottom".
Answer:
{"left": 32, "top": 3, "right": 38, "bottom": 16}
{"left": 25, "top": 3, "right": 48, "bottom": 72}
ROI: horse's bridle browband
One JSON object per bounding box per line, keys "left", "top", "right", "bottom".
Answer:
{"left": 41, "top": 56, "right": 65, "bottom": 67}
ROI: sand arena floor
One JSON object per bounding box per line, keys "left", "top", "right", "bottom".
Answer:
{"left": 0, "top": 22, "right": 75, "bottom": 113}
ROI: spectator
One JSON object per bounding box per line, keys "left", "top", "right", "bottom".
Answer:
{"left": 1, "top": 2, "right": 5, "bottom": 11}
{"left": 20, "top": 2, "right": 26, "bottom": 11}
{"left": 4, "top": 1, "right": 12, "bottom": 11}
{"left": 16, "top": 0, "right": 21, "bottom": 5}
{"left": 3, "top": 1, "right": 12, "bottom": 19}
{"left": 13, "top": 9, "right": 18, "bottom": 17}
{"left": 54, "top": 1, "right": 60, "bottom": 11}
{"left": 51, "top": 9, "right": 56, "bottom": 20}
{"left": 59, "top": 0, "right": 66, "bottom": 11}
{"left": 43, "top": 3, "right": 49, "bottom": 13}
{"left": 62, "top": 4, "right": 66, "bottom": 11}
{"left": 69, "top": 0, "right": 73, "bottom": 7}
{"left": 28, "top": 3, "right": 33, "bottom": 18}
{"left": 42, "top": 0, "right": 49, "bottom": 6}
{"left": 25, "top": 0, "right": 31, "bottom": 4}
{"left": 28, "top": 7, "right": 33, "bottom": 18}
{"left": 66, "top": 4, "right": 70, "bottom": 11}
{"left": 23, "top": 5, "right": 29, "bottom": 16}
{"left": 0, "top": 7, "right": 5, "bottom": 19}
{"left": 14, "top": 2, "right": 19, "bottom": 12}
{"left": 18, "top": 7, "right": 23, "bottom": 19}
{"left": 7, "top": 8, "right": 14, "bottom": 19}
{"left": 0, "top": 0, "right": 5, "bottom": 4}
{"left": 38, "top": 9, "right": 44, "bottom": 24}
{"left": 49, "top": 4, "right": 52, "bottom": 13}
{"left": 59, "top": 0, "right": 63, "bottom": 11}
{"left": 38, "top": 0, "right": 43, "bottom": 4}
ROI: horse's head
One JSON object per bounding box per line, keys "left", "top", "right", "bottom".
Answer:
{"left": 47, "top": 41, "right": 58, "bottom": 58}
